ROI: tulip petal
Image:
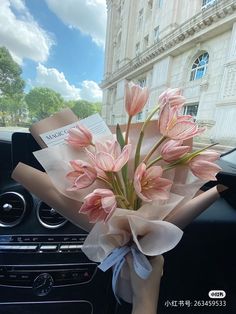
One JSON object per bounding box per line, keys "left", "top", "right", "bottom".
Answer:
{"left": 113, "top": 144, "right": 131, "bottom": 171}
{"left": 95, "top": 152, "right": 115, "bottom": 171}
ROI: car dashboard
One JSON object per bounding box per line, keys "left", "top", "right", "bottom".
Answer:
{"left": 0, "top": 132, "right": 236, "bottom": 314}
{"left": 0, "top": 132, "right": 116, "bottom": 314}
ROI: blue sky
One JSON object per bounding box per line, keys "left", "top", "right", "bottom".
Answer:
{"left": 0, "top": 0, "right": 107, "bottom": 101}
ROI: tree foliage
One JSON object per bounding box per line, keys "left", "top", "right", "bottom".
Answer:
{"left": 25, "top": 87, "right": 65, "bottom": 121}
{"left": 0, "top": 47, "right": 25, "bottom": 126}
{"left": 67, "top": 99, "right": 102, "bottom": 119}
{"left": 0, "top": 47, "right": 102, "bottom": 126}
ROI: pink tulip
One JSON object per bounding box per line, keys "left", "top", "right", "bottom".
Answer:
{"left": 67, "top": 124, "right": 93, "bottom": 148}
{"left": 87, "top": 139, "right": 131, "bottom": 172}
{"left": 79, "top": 189, "right": 116, "bottom": 223}
{"left": 160, "top": 140, "right": 190, "bottom": 162}
{"left": 125, "top": 81, "right": 149, "bottom": 116}
{"left": 158, "top": 88, "right": 185, "bottom": 109}
{"left": 189, "top": 150, "right": 221, "bottom": 180}
{"left": 134, "top": 163, "right": 172, "bottom": 202}
{"left": 66, "top": 160, "right": 97, "bottom": 190}
{"left": 159, "top": 104, "right": 205, "bottom": 140}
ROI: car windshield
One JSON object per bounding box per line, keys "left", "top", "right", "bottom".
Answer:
{"left": 0, "top": 0, "right": 235, "bottom": 154}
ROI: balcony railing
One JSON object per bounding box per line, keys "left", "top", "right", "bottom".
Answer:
{"left": 101, "top": 0, "right": 236, "bottom": 88}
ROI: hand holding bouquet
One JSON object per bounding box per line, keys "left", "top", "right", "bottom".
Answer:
{"left": 12, "top": 83, "right": 221, "bottom": 304}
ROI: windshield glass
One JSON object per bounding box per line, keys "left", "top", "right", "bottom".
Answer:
{"left": 0, "top": 0, "right": 235, "bottom": 154}
{"left": 0, "top": 0, "right": 105, "bottom": 130}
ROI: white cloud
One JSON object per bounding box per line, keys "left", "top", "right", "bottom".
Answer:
{"left": 80, "top": 80, "right": 103, "bottom": 102}
{"left": 0, "top": 0, "right": 54, "bottom": 64}
{"left": 35, "top": 63, "right": 102, "bottom": 102}
{"left": 45, "top": 0, "right": 107, "bottom": 47}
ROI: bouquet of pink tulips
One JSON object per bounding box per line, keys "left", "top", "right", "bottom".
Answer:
{"left": 15, "top": 83, "right": 222, "bottom": 303}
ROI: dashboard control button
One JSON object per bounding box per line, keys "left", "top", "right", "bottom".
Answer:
{"left": 71, "top": 271, "right": 80, "bottom": 279}
{"left": 8, "top": 274, "right": 17, "bottom": 280}
{"left": 19, "top": 273, "right": 31, "bottom": 281}
{"left": 0, "top": 245, "right": 22, "bottom": 250}
{"left": 68, "top": 245, "right": 78, "bottom": 250}
{"left": 59, "top": 245, "right": 69, "bottom": 250}
{"left": 40, "top": 245, "right": 57, "bottom": 251}
{"left": 0, "top": 236, "right": 12, "bottom": 242}
{"left": 0, "top": 244, "right": 38, "bottom": 251}
{"left": 32, "top": 237, "right": 39, "bottom": 242}
{"left": 18, "top": 245, "right": 38, "bottom": 251}
{"left": 22, "top": 237, "right": 31, "bottom": 242}
{"left": 70, "top": 237, "right": 78, "bottom": 242}
{"left": 47, "top": 237, "right": 55, "bottom": 242}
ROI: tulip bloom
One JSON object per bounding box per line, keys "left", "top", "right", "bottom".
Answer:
{"left": 161, "top": 140, "right": 190, "bottom": 162}
{"left": 79, "top": 189, "right": 116, "bottom": 223}
{"left": 67, "top": 124, "right": 93, "bottom": 148}
{"left": 189, "top": 150, "right": 221, "bottom": 180}
{"left": 87, "top": 139, "right": 131, "bottom": 172}
{"left": 66, "top": 160, "right": 97, "bottom": 190}
{"left": 125, "top": 82, "right": 149, "bottom": 116}
{"left": 159, "top": 104, "right": 205, "bottom": 140}
{"left": 158, "top": 88, "right": 185, "bottom": 109}
{"left": 134, "top": 163, "right": 172, "bottom": 202}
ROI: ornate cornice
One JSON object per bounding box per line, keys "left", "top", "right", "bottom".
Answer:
{"left": 101, "top": 0, "right": 236, "bottom": 89}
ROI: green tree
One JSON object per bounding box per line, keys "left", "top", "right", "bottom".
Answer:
{"left": 0, "top": 47, "right": 25, "bottom": 126}
{"left": 92, "top": 102, "right": 102, "bottom": 114}
{"left": 25, "top": 87, "right": 65, "bottom": 121}
{"left": 67, "top": 99, "right": 101, "bottom": 119}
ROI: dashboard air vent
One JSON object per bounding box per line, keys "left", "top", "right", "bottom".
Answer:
{"left": 0, "top": 192, "right": 26, "bottom": 227}
{"left": 37, "top": 202, "right": 67, "bottom": 229}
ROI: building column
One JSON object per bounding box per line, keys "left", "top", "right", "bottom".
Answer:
{"left": 213, "top": 22, "right": 236, "bottom": 145}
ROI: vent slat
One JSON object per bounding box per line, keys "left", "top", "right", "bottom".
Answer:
{"left": 0, "top": 192, "right": 26, "bottom": 227}
{"left": 37, "top": 202, "right": 67, "bottom": 229}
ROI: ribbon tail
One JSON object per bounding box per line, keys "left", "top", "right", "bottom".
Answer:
{"left": 112, "top": 257, "right": 126, "bottom": 304}
{"left": 131, "top": 246, "right": 152, "bottom": 279}
{"left": 98, "top": 246, "right": 130, "bottom": 304}
{"left": 98, "top": 246, "right": 130, "bottom": 272}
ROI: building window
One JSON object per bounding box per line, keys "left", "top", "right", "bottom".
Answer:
{"left": 136, "top": 111, "right": 143, "bottom": 121}
{"left": 154, "top": 26, "right": 160, "bottom": 42}
{"left": 116, "top": 59, "right": 120, "bottom": 70}
{"left": 190, "top": 52, "right": 209, "bottom": 81}
{"left": 202, "top": 0, "right": 216, "bottom": 9}
{"left": 158, "top": 0, "right": 163, "bottom": 8}
{"left": 148, "top": 0, "right": 153, "bottom": 10}
{"left": 117, "top": 6, "right": 121, "bottom": 18}
{"left": 183, "top": 103, "right": 199, "bottom": 120}
{"left": 135, "top": 42, "right": 140, "bottom": 56}
{"left": 138, "top": 9, "right": 143, "bottom": 29}
{"left": 117, "top": 31, "right": 121, "bottom": 47}
{"left": 137, "top": 77, "right": 146, "bottom": 87}
{"left": 144, "top": 35, "right": 149, "bottom": 50}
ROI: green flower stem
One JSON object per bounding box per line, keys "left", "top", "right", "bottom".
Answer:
{"left": 125, "top": 115, "right": 132, "bottom": 145}
{"left": 115, "top": 195, "right": 132, "bottom": 209}
{"left": 142, "top": 136, "right": 166, "bottom": 165}
{"left": 114, "top": 172, "right": 125, "bottom": 195}
{"left": 97, "top": 176, "right": 113, "bottom": 188}
{"left": 110, "top": 173, "right": 131, "bottom": 209}
{"left": 147, "top": 156, "right": 162, "bottom": 168}
{"left": 134, "top": 105, "right": 160, "bottom": 169}
{"left": 134, "top": 131, "right": 144, "bottom": 169}
{"left": 106, "top": 172, "right": 125, "bottom": 208}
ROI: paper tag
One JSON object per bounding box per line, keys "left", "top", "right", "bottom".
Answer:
{"left": 40, "top": 113, "right": 112, "bottom": 147}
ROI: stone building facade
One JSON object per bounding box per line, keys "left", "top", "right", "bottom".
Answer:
{"left": 101, "top": 0, "right": 236, "bottom": 146}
